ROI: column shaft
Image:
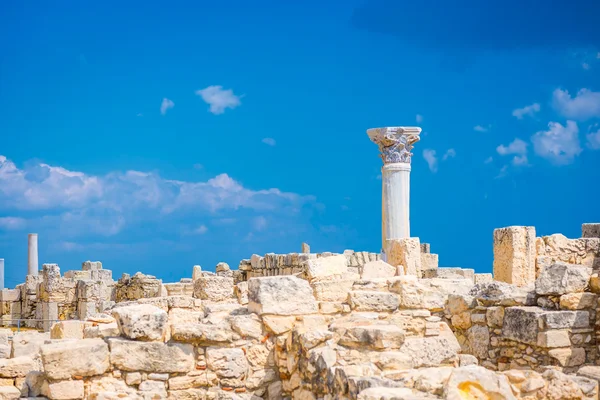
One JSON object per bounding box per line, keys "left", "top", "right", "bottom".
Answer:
{"left": 382, "top": 163, "right": 411, "bottom": 247}
{"left": 28, "top": 234, "right": 39, "bottom": 276}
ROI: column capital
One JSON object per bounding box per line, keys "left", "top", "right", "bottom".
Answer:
{"left": 367, "top": 126, "right": 421, "bottom": 164}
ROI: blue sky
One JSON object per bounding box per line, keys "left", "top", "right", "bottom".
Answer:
{"left": 1, "top": 0, "right": 599, "bottom": 287}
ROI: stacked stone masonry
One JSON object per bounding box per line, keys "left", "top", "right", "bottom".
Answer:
{"left": 0, "top": 223, "right": 598, "bottom": 399}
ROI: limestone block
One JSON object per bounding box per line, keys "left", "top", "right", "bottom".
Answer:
{"left": 0, "top": 290, "right": 20, "bottom": 302}
{"left": 305, "top": 254, "right": 348, "bottom": 281}
{"left": 420, "top": 254, "right": 438, "bottom": 276}
{"left": 501, "top": 306, "right": 544, "bottom": 345}
{"left": 540, "top": 310, "right": 589, "bottom": 329}
{"left": 0, "top": 386, "right": 21, "bottom": 400}
{"left": 474, "top": 273, "right": 493, "bottom": 284}
{"left": 535, "top": 262, "right": 591, "bottom": 295}
{"left": 312, "top": 278, "right": 356, "bottom": 302}
{"left": 466, "top": 325, "right": 490, "bottom": 359}
{"left": 297, "top": 328, "right": 333, "bottom": 351}
{"left": 559, "top": 292, "right": 597, "bottom": 310}
{"left": 537, "top": 330, "right": 571, "bottom": 348}
{"left": 348, "top": 291, "right": 399, "bottom": 312}
{"left": 398, "top": 333, "right": 461, "bottom": 368}
{"left": 108, "top": 338, "right": 194, "bottom": 373}
{"left": 469, "top": 281, "right": 536, "bottom": 307}
{"left": 77, "top": 300, "right": 97, "bottom": 321}
{"left": 386, "top": 238, "right": 421, "bottom": 276}
{"left": 338, "top": 325, "right": 405, "bottom": 350}
{"left": 486, "top": 307, "right": 504, "bottom": 328}
{"left": 63, "top": 270, "right": 91, "bottom": 280}
{"left": 206, "top": 348, "right": 248, "bottom": 379}
{"left": 112, "top": 304, "right": 168, "bottom": 342}
{"left": 192, "top": 265, "right": 202, "bottom": 282}
{"left": 582, "top": 223, "right": 600, "bottom": 238}
{"left": 426, "top": 268, "right": 475, "bottom": 282}
{"left": 361, "top": 260, "right": 396, "bottom": 279}
{"left": 168, "top": 308, "right": 203, "bottom": 325}
{"left": 41, "top": 338, "right": 109, "bottom": 380}
{"left": 444, "top": 365, "right": 515, "bottom": 399}
{"left": 548, "top": 347, "right": 586, "bottom": 367}
{"left": 82, "top": 261, "right": 102, "bottom": 271}
{"left": 459, "top": 354, "right": 479, "bottom": 367}
{"left": 389, "top": 276, "right": 445, "bottom": 311}
{"left": 193, "top": 275, "right": 234, "bottom": 302}
{"left": 44, "top": 379, "right": 84, "bottom": 400}
{"left": 50, "top": 321, "right": 84, "bottom": 340}
{"left": 170, "top": 323, "right": 239, "bottom": 344}
{"left": 168, "top": 371, "right": 217, "bottom": 390}
{"left": 230, "top": 314, "right": 263, "bottom": 341}
{"left": 11, "top": 331, "right": 50, "bottom": 358}
{"left": 41, "top": 302, "right": 58, "bottom": 332}
{"left": 0, "top": 346, "right": 9, "bottom": 360}
{"left": 493, "top": 226, "right": 536, "bottom": 287}
{"left": 262, "top": 315, "right": 296, "bottom": 335}
{"left": 0, "top": 357, "right": 35, "bottom": 378}
{"left": 247, "top": 276, "right": 318, "bottom": 315}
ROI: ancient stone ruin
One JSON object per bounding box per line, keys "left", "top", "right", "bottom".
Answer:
{"left": 0, "top": 127, "right": 597, "bottom": 399}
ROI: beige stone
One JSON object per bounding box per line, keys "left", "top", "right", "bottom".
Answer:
{"left": 305, "top": 254, "right": 348, "bottom": 280}
{"left": 50, "top": 320, "right": 84, "bottom": 340}
{"left": 386, "top": 237, "right": 421, "bottom": 276}
{"left": 348, "top": 291, "right": 399, "bottom": 312}
{"left": 248, "top": 276, "right": 318, "bottom": 315}
{"left": 205, "top": 348, "right": 248, "bottom": 379}
{"left": 338, "top": 325, "right": 405, "bottom": 350}
{"left": 262, "top": 315, "right": 296, "bottom": 335}
{"left": 108, "top": 338, "right": 194, "bottom": 373}
{"left": 41, "top": 338, "right": 109, "bottom": 380}
{"left": 361, "top": 260, "right": 396, "bottom": 279}
{"left": 537, "top": 330, "right": 571, "bottom": 348}
{"left": 193, "top": 275, "right": 234, "bottom": 302}
{"left": 45, "top": 380, "right": 84, "bottom": 400}
{"left": 548, "top": 347, "right": 586, "bottom": 367}
{"left": 311, "top": 278, "right": 356, "bottom": 302}
{"left": 493, "top": 226, "right": 536, "bottom": 287}
{"left": 559, "top": 292, "right": 597, "bottom": 310}
{"left": 0, "top": 357, "right": 35, "bottom": 378}
{"left": 0, "top": 386, "right": 20, "bottom": 400}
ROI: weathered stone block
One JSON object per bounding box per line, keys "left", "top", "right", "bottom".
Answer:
{"left": 0, "top": 290, "right": 20, "bottom": 303}
{"left": 206, "top": 348, "right": 248, "bottom": 379}
{"left": 0, "top": 386, "right": 21, "bottom": 400}
{"left": 536, "top": 262, "right": 591, "bottom": 295}
{"left": 312, "top": 278, "right": 356, "bottom": 302}
{"left": 420, "top": 253, "right": 438, "bottom": 275}
{"left": 559, "top": 292, "right": 597, "bottom": 310}
{"left": 501, "top": 306, "right": 544, "bottom": 345}
{"left": 474, "top": 273, "right": 493, "bottom": 284}
{"left": 248, "top": 276, "right": 318, "bottom": 315}
{"left": 193, "top": 275, "right": 234, "bottom": 302}
{"left": 493, "top": 226, "right": 536, "bottom": 287}
{"left": 361, "top": 260, "right": 396, "bottom": 279}
{"left": 305, "top": 254, "right": 348, "bottom": 281}
{"left": 41, "top": 338, "right": 109, "bottom": 380}
{"left": 582, "top": 223, "right": 600, "bottom": 238}
{"left": 108, "top": 338, "right": 194, "bottom": 373}
{"left": 338, "top": 325, "right": 405, "bottom": 350}
{"left": 386, "top": 238, "right": 421, "bottom": 276}
{"left": 45, "top": 379, "right": 85, "bottom": 400}
{"left": 548, "top": 347, "right": 586, "bottom": 367}
{"left": 50, "top": 320, "right": 84, "bottom": 340}
{"left": 112, "top": 304, "right": 168, "bottom": 342}
{"left": 348, "top": 291, "right": 399, "bottom": 312}
{"left": 389, "top": 276, "right": 445, "bottom": 311}
{"left": 445, "top": 366, "right": 514, "bottom": 399}
{"left": 540, "top": 310, "right": 589, "bottom": 329}
{"left": 0, "top": 357, "right": 35, "bottom": 378}
{"left": 537, "top": 330, "right": 571, "bottom": 348}
{"left": 170, "top": 323, "right": 239, "bottom": 344}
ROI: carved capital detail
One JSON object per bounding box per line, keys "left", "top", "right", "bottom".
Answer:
{"left": 367, "top": 127, "right": 422, "bottom": 164}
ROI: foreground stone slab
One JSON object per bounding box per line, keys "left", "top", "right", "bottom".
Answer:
{"left": 41, "top": 338, "right": 110, "bottom": 380}
{"left": 44, "top": 379, "right": 85, "bottom": 400}
{"left": 248, "top": 276, "right": 318, "bottom": 315}
{"left": 0, "top": 386, "right": 21, "bottom": 400}
{"left": 493, "top": 226, "right": 535, "bottom": 287}
{"left": 445, "top": 365, "right": 516, "bottom": 400}
{"left": 108, "top": 338, "right": 194, "bottom": 373}
{"left": 112, "top": 303, "right": 168, "bottom": 342}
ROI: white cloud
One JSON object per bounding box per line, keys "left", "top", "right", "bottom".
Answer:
{"left": 496, "top": 138, "right": 528, "bottom": 156}
{"left": 586, "top": 126, "right": 600, "bottom": 150}
{"left": 194, "top": 225, "right": 208, "bottom": 235}
{"left": 262, "top": 138, "right": 276, "bottom": 146}
{"left": 484, "top": 156, "right": 493, "bottom": 164}
{"left": 0, "top": 217, "right": 26, "bottom": 231}
{"left": 253, "top": 216, "right": 267, "bottom": 231}
{"left": 531, "top": 121, "right": 582, "bottom": 165}
{"left": 160, "top": 98, "right": 174, "bottom": 116}
{"left": 442, "top": 148, "right": 456, "bottom": 161}
{"left": 552, "top": 88, "right": 600, "bottom": 121}
{"left": 511, "top": 155, "right": 529, "bottom": 166}
{"left": 512, "top": 103, "right": 540, "bottom": 119}
{"left": 583, "top": 63, "right": 590, "bottom": 70}
{"left": 195, "top": 85, "right": 241, "bottom": 115}
{"left": 474, "top": 125, "right": 490, "bottom": 132}
{"left": 0, "top": 155, "right": 315, "bottom": 239}
{"left": 422, "top": 149, "right": 438, "bottom": 173}
{"left": 416, "top": 114, "right": 423, "bottom": 123}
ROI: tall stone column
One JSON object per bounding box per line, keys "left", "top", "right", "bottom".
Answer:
{"left": 367, "top": 127, "right": 421, "bottom": 257}
{"left": 28, "top": 233, "right": 39, "bottom": 276}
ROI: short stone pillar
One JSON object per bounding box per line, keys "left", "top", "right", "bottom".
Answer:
{"left": 301, "top": 242, "right": 310, "bottom": 254}
{"left": 367, "top": 126, "right": 421, "bottom": 256}
{"left": 27, "top": 233, "right": 39, "bottom": 276}
{"left": 493, "top": 226, "right": 536, "bottom": 287}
